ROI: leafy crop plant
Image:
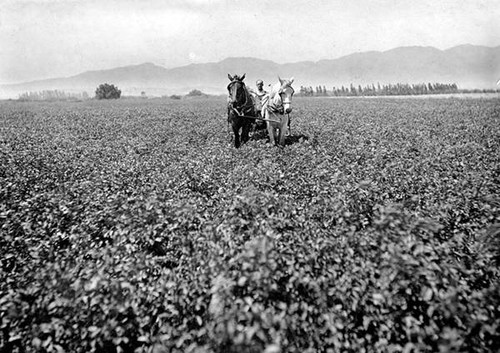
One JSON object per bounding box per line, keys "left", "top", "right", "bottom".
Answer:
{"left": 0, "top": 97, "right": 499, "bottom": 352}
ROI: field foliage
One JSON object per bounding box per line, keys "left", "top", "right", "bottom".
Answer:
{"left": 1, "top": 97, "right": 499, "bottom": 352}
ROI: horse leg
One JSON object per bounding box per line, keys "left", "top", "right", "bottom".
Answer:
{"left": 242, "top": 121, "right": 251, "bottom": 144}
{"left": 233, "top": 124, "right": 241, "bottom": 148}
{"left": 250, "top": 122, "right": 256, "bottom": 139}
{"left": 278, "top": 114, "right": 289, "bottom": 146}
{"left": 266, "top": 112, "right": 276, "bottom": 145}
{"left": 268, "top": 123, "right": 277, "bottom": 145}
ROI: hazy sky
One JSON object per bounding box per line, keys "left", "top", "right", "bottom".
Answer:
{"left": 1, "top": 0, "right": 499, "bottom": 84}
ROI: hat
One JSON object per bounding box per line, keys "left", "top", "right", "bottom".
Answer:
{"left": 256, "top": 79, "right": 263, "bottom": 85}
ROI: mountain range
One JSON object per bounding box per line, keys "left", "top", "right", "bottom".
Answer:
{"left": 1, "top": 44, "right": 499, "bottom": 99}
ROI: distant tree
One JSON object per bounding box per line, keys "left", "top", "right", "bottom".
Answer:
{"left": 350, "top": 84, "right": 357, "bottom": 96}
{"left": 299, "top": 86, "right": 312, "bottom": 97}
{"left": 186, "top": 89, "right": 205, "bottom": 97}
{"left": 322, "top": 81, "right": 460, "bottom": 97}
{"left": 19, "top": 90, "right": 90, "bottom": 101}
{"left": 95, "top": 83, "right": 121, "bottom": 99}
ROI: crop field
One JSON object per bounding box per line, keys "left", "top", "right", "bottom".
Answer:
{"left": 1, "top": 97, "right": 499, "bottom": 353}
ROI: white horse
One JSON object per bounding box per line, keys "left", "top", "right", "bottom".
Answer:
{"left": 261, "top": 77, "right": 295, "bottom": 146}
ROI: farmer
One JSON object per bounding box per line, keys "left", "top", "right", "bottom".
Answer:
{"left": 249, "top": 79, "right": 268, "bottom": 118}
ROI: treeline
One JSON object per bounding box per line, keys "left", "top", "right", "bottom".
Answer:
{"left": 18, "top": 90, "right": 90, "bottom": 101}
{"left": 298, "top": 83, "right": 498, "bottom": 97}
{"left": 331, "top": 83, "right": 458, "bottom": 96}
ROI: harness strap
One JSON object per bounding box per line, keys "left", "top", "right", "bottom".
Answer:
{"left": 265, "top": 88, "right": 290, "bottom": 114}
{"left": 230, "top": 81, "right": 256, "bottom": 115}
{"left": 232, "top": 104, "right": 253, "bottom": 117}
{"left": 268, "top": 103, "right": 284, "bottom": 114}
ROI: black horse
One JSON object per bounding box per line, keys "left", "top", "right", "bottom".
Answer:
{"left": 227, "top": 74, "right": 257, "bottom": 148}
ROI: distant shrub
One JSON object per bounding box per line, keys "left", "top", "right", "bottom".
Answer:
{"left": 170, "top": 94, "right": 182, "bottom": 100}
{"left": 186, "top": 89, "right": 205, "bottom": 97}
{"left": 95, "top": 83, "right": 121, "bottom": 100}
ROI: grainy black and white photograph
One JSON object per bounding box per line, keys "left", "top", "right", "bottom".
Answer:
{"left": 1, "top": 0, "right": 499, "bottom": 352}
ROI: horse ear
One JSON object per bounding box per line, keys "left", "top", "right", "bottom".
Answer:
{"left": 289, "top": 77, "right": 294, "bottom": 84}
{"left": 241, "top": 73, "right": 246, "bottom": 81}
{"left": 228, "top": 74, "right": 233, "bottom": 81}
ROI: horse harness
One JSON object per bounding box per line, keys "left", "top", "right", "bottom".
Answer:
{"left": 267, "top": 85, "right": 295, "bottom": 115}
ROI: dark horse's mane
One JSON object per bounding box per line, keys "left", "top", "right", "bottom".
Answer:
{"left": 227, "top": 73, "right": 257, "bottom": 148}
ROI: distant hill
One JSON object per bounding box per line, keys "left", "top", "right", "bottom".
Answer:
{"left": 1, "top": 44, "right": 499, "bottom": 99}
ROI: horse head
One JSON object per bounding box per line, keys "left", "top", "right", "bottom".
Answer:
{"left": 275, "top": 76, "right": 295, "bottom": 114}
{"left": 227, "top": 73, "right": 247, "bottom": 108}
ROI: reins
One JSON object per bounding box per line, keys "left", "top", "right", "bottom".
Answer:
{"left": 231, "top": 106, "right": 282, "bottom": 124}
